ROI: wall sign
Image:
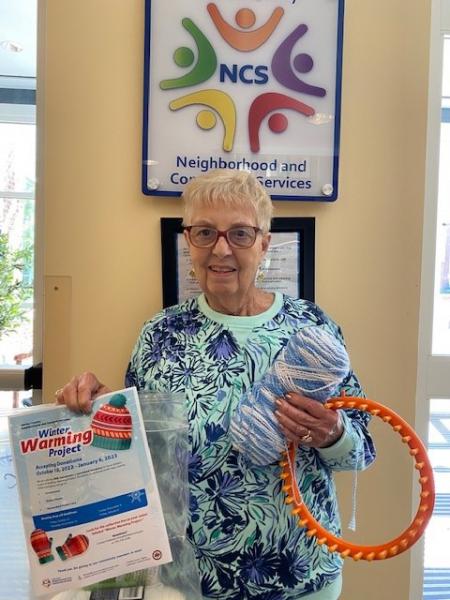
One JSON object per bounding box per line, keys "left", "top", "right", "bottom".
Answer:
{"left": 143, "top": 0, "right": 344, "bottom": 201}
{"left": 160, "top": 217, "right": 315, "bottom": 307}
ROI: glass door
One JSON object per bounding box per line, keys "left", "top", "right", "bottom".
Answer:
{"left": 432, "top": 38, "right": 450, "bottom": 356}
{"left": 414, "top": 3, "right": 450, "bottom": 599}
{"left": 0, "top": 0, "right": 39, "bottom": 408}
{"left": 0, "top": 114, "right": 36, "bottom": 408}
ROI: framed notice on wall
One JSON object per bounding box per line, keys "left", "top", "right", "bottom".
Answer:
{"left": 160, "top": 217, "right": 315, "bottom": 307}
{"left": 143, "top": 0, "right": 344, "bottom": 201}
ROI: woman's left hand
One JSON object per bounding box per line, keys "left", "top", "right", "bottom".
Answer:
{"left": 275, "top": 391, "right": 344, "bottom": 448}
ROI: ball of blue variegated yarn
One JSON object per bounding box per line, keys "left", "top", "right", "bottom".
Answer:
{"left": 266, "top": 325, "right": 350, "bottom": 402}
{"left": 230, "top": 326, "right": 350, "bottom": 465}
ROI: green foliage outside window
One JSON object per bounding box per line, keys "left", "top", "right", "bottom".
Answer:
{"left": 0, "top": 232, "right": 33, "bottom": 340}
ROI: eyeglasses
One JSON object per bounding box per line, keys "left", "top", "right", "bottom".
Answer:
{"left": 185, "top": 226, "right": 262, "bottom": 249}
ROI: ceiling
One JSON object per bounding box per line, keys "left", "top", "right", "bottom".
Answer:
{"left": 0, "top": 0, "right": 37, "bottom": 89}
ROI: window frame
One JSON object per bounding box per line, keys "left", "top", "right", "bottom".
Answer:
{"left": 0, "top": 101, "right": 41, "bottom": 403}
{"left": 410, "top": 1, "right": 450, "bottom": 598}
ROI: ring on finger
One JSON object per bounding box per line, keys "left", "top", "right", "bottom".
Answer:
{"left": 54, "top": 388, "right": 63, "bottom": 399}
{"left": 300, "top": 429, "right": 312, "bottom": 443}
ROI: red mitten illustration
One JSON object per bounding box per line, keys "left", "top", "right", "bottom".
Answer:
{"left": 56, "top": 534, "right": 89, "bottom": 560}
{"left": 30, "top": 528, "right": 54, "bottom": 564}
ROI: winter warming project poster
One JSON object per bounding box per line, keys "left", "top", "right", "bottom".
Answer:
{"left": 8, "top": 387, "right": 171, "bottom": 597}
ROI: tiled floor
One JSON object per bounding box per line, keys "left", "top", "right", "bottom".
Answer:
{"left": 423, "top": 403, "right": 450, "bottom": 599}
{"left": 424, "top": 568, "right": 450, "bottom": 600}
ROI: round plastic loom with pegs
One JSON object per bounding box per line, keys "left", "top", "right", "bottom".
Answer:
{"left": 280, "top": 395, "right": 435, "bottom": 561}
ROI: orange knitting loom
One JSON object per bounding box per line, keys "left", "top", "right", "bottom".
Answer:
{"left": 280, "top": 395, "right": 435, "bottom": 561}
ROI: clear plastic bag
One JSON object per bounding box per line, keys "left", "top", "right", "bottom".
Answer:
{"left": 86, "top": 391, "right": 202, "bottom": 600}
{"left": 138, "top": 391, "right": 202, "bottom": 600}
{"left": 139, "top": 392, "right": 190, "bottom": 540}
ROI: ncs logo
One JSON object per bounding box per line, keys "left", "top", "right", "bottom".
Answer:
{"left": 159, "top": 3, "right": 326, "bottom": 153}
{"left": 144, "top": 0, "right": 343, "bottom": 199}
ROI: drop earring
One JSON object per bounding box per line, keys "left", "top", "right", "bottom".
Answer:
{"left": 189, "top": 268, "right": 196, "bottom": 279}
{"left": 256, "top": 257, "right": 270, "bottom": 285}
{"left": 256, "top": 269, "right": 265, "bottom": 283}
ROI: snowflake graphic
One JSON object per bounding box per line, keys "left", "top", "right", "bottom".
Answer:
{"left": 128, "top": 490, "right": 146, "bottom": 503}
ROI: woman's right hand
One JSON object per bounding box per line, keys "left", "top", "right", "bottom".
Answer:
{"left": 54, "top": 372, "right": 112, "bottom": 414}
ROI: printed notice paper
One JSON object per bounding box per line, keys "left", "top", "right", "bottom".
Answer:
{"left": 8, "top": 387, "right": 172, "bottom": 597}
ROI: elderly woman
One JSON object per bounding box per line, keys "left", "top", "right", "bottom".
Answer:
{"left": 57, "top": 169, "right": 375, "bottom": 600}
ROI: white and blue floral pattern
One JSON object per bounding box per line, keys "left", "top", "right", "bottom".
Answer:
{"left": 125, "top": 296, "right": 376, "bottom": 599}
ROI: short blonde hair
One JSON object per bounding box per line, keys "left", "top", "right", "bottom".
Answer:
{"left": 182, "top": 169, "right": 273, "bottom": 233}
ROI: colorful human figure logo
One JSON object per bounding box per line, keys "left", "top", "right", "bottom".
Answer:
{"left": 160, "top": 18, "right": 217, "bottom": 90}
{"left": 248, "top": 92, "right": 315, "bottom": 153}
{"left": 207, "top": 3, "right": 284, "bottom": 51}
{"left": 271, "top": 24, "right": 326, "bottom": 97}
{"left": 169, "top": 90, "right": 236, "bottom": 152}
{"left": 158, "top": 5, "right": 328, "bottom": 155}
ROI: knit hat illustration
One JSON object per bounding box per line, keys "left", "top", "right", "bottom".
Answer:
{"left": 56, "top": 533, "right": 89, "bottom": 561}
{"left": 90, "top": 393, "right": 133, "bottom": 450}
{"left": 30, "top": 528, "right": 54, "bottom": 564}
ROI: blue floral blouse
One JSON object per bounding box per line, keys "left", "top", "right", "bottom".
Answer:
{"left": 125, "top": 295, "right": 376, "bottom": 599}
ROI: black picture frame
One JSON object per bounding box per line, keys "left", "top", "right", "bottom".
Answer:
{"left": 160, "top": 217, "right": 315, "bottom": 308}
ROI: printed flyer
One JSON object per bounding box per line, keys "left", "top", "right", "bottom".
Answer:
{"left": 8, "top": 387, "right": 172, "bottom": 597}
